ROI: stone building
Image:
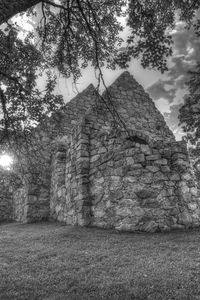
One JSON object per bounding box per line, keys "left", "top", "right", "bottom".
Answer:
{"left": 1, "top": 71, "right": 200, "bottom": 232}
{"left": 0, "top": 170, "right": 13, "bottom": 222}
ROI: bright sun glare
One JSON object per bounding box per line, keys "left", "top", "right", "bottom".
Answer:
{"left": 0, "top": 154, "right": 13, "bottom": 169}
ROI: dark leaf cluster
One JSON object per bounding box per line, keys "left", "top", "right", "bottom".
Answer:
{"left": 179, "top": 63, "right": 200, "bottom": 144}
{"left": 0, "top": 27, "right": 64, "bottom": 139}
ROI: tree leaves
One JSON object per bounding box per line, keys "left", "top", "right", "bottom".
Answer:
{"left": 0, "top": 27, "right": 64, "bottom": 137}
{"left": 1, "top": 0, "right": 200, "bottom": 138}
{"left": 179, "top": 63, "right": 200, "bottom": 144}
{"left": 36, "top": 0, "right": 125, "bottom": 79}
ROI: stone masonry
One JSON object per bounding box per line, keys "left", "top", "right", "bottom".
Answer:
{"left": 0, "top": 173, "right": 13, "bottom": 222}
{"left": 3, "top": 71, "right": 200, "bottom": 232}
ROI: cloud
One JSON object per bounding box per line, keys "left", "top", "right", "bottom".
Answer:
{"left": 147, "top": 80, "right": 176, "bottom": 103}
{"left": 146, "top": 24, "right": 200, "bottom": 104}
{"left": 148, "top": 20, "right": 200, "bottom": 98}
{"left": 164, "top": 103, "right": 184, "bottom": 140}
{"left": 146, "top": 19, "right": 200, "bottom": 139}
{"left": 167, "top": 22, "right": 200, "bottom": 89}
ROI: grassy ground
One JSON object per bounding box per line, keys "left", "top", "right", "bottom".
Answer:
{"left": 1, "top": 223, "right": 200, "bottom": 300}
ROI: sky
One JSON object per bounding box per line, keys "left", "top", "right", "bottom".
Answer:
{"left": 51, "top": 19, "right": 197, "bottom": 141}
{"left": 12, "top": 5, "right": 200, "bottom": 141}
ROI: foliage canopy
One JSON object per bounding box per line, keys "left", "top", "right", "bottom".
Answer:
{"left": 1, "top": 0, "right": 200, "bottom": 138}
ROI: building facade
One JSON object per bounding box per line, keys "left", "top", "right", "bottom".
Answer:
{"left": 1, "top": 72, "right": 200, "bottom": 232}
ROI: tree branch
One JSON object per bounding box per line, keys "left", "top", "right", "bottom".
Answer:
{"left": 0, "top": 0, "right": 41, "bottom": 25}
{"left": 42, "top": 0, "right": 78, "bottom": 11}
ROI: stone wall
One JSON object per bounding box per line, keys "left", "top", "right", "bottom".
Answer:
{"left": 0, "top": 170, "right": 23, "bottom": 223}
{"left": 50, "top": 121, "right": 91, "bottom": 226}
{"left": 89, "top": 121, "right": 200, "bottom": 232}
{"left": 10, "top": 71, "right": 200, "bottom": 232}
{"left": 12, "top": 177, "right": 50, "bottom": 223}
{"left": 47, "top": 71, "right": 200, "bottom": 232}
{"left": 102, "top": 71, "right": 174, "bottom": 142}
{"left": 12, "top": 84, "right": 97, "bottom": 223}
{"left": 48, "top": 115, "right": 200, "bottom": 232}
{"left": 13, "top": 186, "right": 28, "bottom": 222}
{"left": 0, "top": 174, "right": 13, "bottom": 222}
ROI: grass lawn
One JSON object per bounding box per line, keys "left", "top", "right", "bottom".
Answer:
{"left": 1, "top": 223, "right": 200, "bottom": 300}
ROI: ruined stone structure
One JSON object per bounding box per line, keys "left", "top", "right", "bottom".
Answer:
{"left": 1, "top": 71, "right": 200, "bottom": 232}
{"left": 0, "top": 170, "right": 13, "bottom": 222}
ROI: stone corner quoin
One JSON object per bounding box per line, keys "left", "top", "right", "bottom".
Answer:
{"left": 1, "top": 71, "right": 200, "bottom": 233}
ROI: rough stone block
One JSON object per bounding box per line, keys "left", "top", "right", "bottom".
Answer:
{"left": 153, "top": 172, "right": 168, "bottom": 182}
{"left": 188, "top": 203, "right": 197, "bottom": 211}
{"left": 94, "top": 209, "right": 105, "bottom": 218}
{"left": 94, "top": 177, "right": 104, "bottom": 185}
{"left": 173, "top": 159, "right": 189, "bottom": 168}
{"left": 160, "top": 166, "right": 170, "bottom": 173}
{"left": 169, "top": 207, "right": 180, "bottom": 216}
{"left": 124, "top": 176, "right": 137, "bottom": 183}
{"left": 170, "top": 174, "right": 181, "bottom": 181}
{"left": 171, "top": 224, "right": 185, "bottom": 230}
{"left": 134, "top": 154, "right": 145, "bottom": 163}
{"left": 146, "top": 154, "right": 161, "bottom": 161}
{"left": 178, "top": 211, "right": 192, "bottom": 226}
{"left": 135, "top": 188, "right": 160, "bottom": 199}
{"left": 110, "top": 176, "right": 121, "bottom": 181}
{"left": 124, "top": 149, "right": 137, "bottom": 156}
{"left": 110, "top": 189, "right": 123, "bottom": 201}
{"left": 154, "top": 159, "right": 168, "bottom": 165}
{"left": 190, "top": 187, "right": 198, "bottom": 197}
{"left": 146, "top": 166, "right": 159, "bottom": 173}
{"left": 126, "top": 157, "right": 135, "bottom": 165}
{"left": 141, "top": 145, "right": 151, "bottom": 155}
{"left": 141, "top": 198, "right": 160, "bottom": 208}
{"left": 138, "top": 221, "right": 158, "bottom": 232}
{"left": 141, "top": 173, "right": 154, "bottom": 184}
{"left": 28, "top": 195, "right": 38, "bottom": 204}
{"left": 115, "top": 223, "right": 134, "bottom": 231}
{"left": 172, "top": 153, "right": 187, "bottom": 161}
